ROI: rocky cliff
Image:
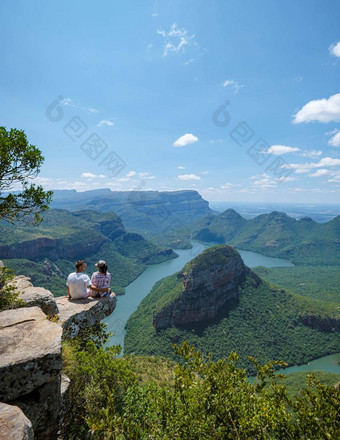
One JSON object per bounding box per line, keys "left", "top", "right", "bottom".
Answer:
{"left": 153, "top": 245, "right": 260, "bottom": 329}
{"left": 0, "top": 275, "right": 117, "bottom": 440}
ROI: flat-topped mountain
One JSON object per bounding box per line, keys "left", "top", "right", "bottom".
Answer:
{"left": 125, "top": 245, "right": 339, "bottom": 374}
{"left": 50, "top": 189, "right": 214, "bottom": 235}
{"left": 0, "top": 209, "right": 177, "bottom": 296}
{"left": 190, "top": 209, "right": 340, "bottom": 265}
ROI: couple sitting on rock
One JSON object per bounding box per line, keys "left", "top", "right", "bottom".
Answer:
{"left": 66, "top": 260, "right": 113, "bottom": 300}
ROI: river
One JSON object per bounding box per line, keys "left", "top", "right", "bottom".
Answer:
{"left": 104, "top": 241, "right": 340, "bottom": 374}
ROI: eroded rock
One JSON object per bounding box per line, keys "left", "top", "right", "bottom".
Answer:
{"left": 55, "top": 293, "right": 117, "bottom": 339}
{"left": 153, "top": 245, "right": 260, "bottom": 329}
{"left": 0, "top": 307, "right": 62, "bottom": 401}
{"left": 10, "top": 375, "right": 61, "bottom": 440}
{"left": 0, "top": 402, "right": 34, "bottom": 440}
{"left": 9, "top": 276, "right": 59, "bottom": 317}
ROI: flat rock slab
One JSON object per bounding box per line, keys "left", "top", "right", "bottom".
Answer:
{"left": 0, "top": 402, "right": 34, "bottom": 440}
{"left": 55, "top": 293, "right": 117, "bottom": 339}
{"left": 0, "top": 307, "right": 62, "bottom": 401}
{"left": 10, "top": 276, "right": 59, "bottom": 317}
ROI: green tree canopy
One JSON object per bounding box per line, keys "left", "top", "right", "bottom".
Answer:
{"left": 0, "top": 126, "right": 52, "bottom": 224}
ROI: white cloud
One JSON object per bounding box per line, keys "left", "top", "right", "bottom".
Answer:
{"left": 173, "top": 133, "right": 198, "bottom": 147}
{"left": 283, "top": 157, "right": 340, "bottom": 174}
{"left": 223, "top": 79, "right": 244, "bottom": 94}
{"left": 177, "top": 174, "right": 201, "bottom": 181}
{"left": 177, "top": 166, "right": 186, "bottom": 170}
{"left": 157, "top": 23, "right": 195, "bottom": 56}
{"left": 201, "top": 171, "right": 209, "bottom": 175}
{"left": 328, "top": 130, "right": 340, "bottom": 147}
{"left": 293, "top": 93, "right": 340, "bottom": 123}
{"left": 267, "top": 145, "right": 300, "bottom": 155}
{"left": 152, "top": 13, "right": 158, "bottom": 17}
{"left": 126, "top": 171, "right": 136, "bottom": 177}
{"left": 97, "top": 120, "right": 114, "bottom": 127}
{"left": 300, "top": 150, "right": 323, "bottom": 158}
{"left": 184, "top": 58, "right": 194, "bottom": 65}
{"left": 81, "top": 172, "right": 106, "bottom": 179}
{"left": 329, "top": 41, "right": 340, "bottom": 58}
{"left": 309, "top": 169, "right": 330, "bottom": 177}
{"left": 81, "top": 172, "right": 97, "bottom": 179}
{"left": 61, "top": 97, "right": 99, "bottom": 114}
{"left": 139, "top": 172, "right": 156, "bottom": 179}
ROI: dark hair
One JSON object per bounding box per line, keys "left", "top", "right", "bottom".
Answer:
{"left": 75, "top": 260, "right": 86, "bottom": 270}
{"left": 97, "top": 262, "right": 108, "bottom": 275}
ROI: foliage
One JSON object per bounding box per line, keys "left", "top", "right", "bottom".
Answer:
{"left": 0, "top": 265, "right": 24, "bottom": 311}
{"left": 61, "top": 339, "right": 136, "bottom": 440}
{"left": 272, "top": 371, "right": 340, "bottom": 397}
{"left": 254, "top": 265, "right": 340, "bottom": 310}
{"left": 0, "top": 126, "right": 52, "bottom": 224}
{"left": 125, "top": 269, "right": 340, "bottom": 375}
{"left": 62, "top": 342, "right": 340, "bottom": 439}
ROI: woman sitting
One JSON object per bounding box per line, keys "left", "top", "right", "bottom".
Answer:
{"left": 89, "top": 260, "right": 112, "bottom": 297}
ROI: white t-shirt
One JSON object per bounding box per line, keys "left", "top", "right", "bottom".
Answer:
{"left": 66, "top": 272, "right": 91, "bottom": 299}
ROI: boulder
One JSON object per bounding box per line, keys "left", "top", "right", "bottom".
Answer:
{"left": 0, "top": 307, "right": 62, "bottom": 401}
{"left": 55, "top": 293, "right": 117, "bottom": 339}
{"left": 0, "top": 402, "right": 34, "bottom": 440}
{"left": 9, "top": 276, "right": 59, "bottom": 317}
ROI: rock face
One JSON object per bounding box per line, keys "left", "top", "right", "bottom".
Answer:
{"left": 0, "top": 402, "right": 34, "bottom": 440}
{"left": 0, "top": 307, "right": 62, "bottom": 401}
{"left": 10, "top": 275, "right": 59, "bottom": 317}
{"left": 153, "top": 245, "right": 259, "bottom": 329}
{"left": 0, "top": 235, "right": 107, "bottom": 260}
{"left": 0, "top": 281, "right": 117, "bottom": 439}
{"left": 56, "top": 293, "right": 117, "bottom": 339}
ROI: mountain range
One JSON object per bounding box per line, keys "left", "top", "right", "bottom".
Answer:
{"left": 50, "top": 189, "right": 213, "bottom": 244}
{"left": 188, "top": 209, "right": 340, "bottom": 265}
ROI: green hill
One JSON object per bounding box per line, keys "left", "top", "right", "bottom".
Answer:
{"left": 189, "top": 209, "right": 340, "bottom": 265}
{"left": 0, "top": 209, "right": 177, "bottom": 296}
{"left": 125, "top": 245, "right": 339, "bottom": 375}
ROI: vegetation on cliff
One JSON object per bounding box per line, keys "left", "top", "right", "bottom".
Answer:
{"left": 61, "top": 328, "right": 340, "bottom": 440}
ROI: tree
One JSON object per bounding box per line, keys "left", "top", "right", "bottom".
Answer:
{"left": 0, "top": 126, "right": 52, "bottom": 224}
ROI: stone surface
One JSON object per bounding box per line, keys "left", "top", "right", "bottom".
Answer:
{"left": 9, "top": 276, "right": 59, "bottom": 317}
{"left": 0, "top": 402, "right": 34, "bottom": 440}
{"left": 10, "top": 375, "right": 61, "bottom": 440}
{"left": 55, "top": 293, "right": 117, "bottom": 339}
{"left": 153, "top": 245, "right": 260, "bottom": 329}
{"left": 0, "top": 306, "right": 62, "bottom": 401}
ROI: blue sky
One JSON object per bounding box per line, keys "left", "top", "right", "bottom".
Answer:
{"left": 1, "top": 0, "right": 340, "bottom": 203}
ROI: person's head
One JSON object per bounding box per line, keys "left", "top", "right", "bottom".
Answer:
{"left": 95, "top": 260, "right": 107, "bottom": 275}
{"left": 75, "top": 260, "right": 87, "bottom": 272}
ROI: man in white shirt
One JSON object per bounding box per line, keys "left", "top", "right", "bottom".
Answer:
{"left": 66, "top": 260, "right": 91, "bottom": 299}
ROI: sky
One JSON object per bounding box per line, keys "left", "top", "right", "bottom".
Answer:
{"left": 1, "top": 0, "right": 340, "bottom": 203}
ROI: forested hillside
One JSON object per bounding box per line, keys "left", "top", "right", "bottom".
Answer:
{"left": 0, "top": 209, "right": 177, "bottom": 296}
{"left": 188, "top": 209, "right": 340, "bottom": 265}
